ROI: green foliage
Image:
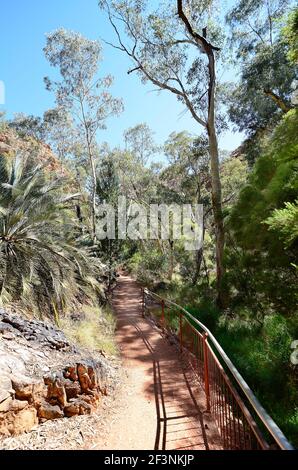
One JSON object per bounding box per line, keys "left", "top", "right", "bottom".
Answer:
{"left": 216, "top": 312, "right": 297, "bottom": 446}
{"left": 265, "top": 200, "right": 298, "bottom": 248}
{"left": 44, "top": 28, "right": 123, "bottom": 137}
{"left": 227, "top": 110, "right": 298, "bottom": 315}
{"left": 228, "top": 41, "right": 295, "bottom": 134}
{"left": 229, "top": 109, "right": 298, "bottom": 246}
{"left": 227, "top": 0, "right": 295, "bottom": 135}
{"left": 282, "top": 7, "right": 298, "bottom": 64}
{"left": 152, "top": 273, "right": 298, "bottom": 446}
{"left": 44, "top": 28, "right": 123, "bottom": 238}
{"left": 9, "top": 113, "right": 46, "bottom": 141}
{"left": 126, "top": 246, "right": 169, "bottom": 285}
{"left": 124, "top": 123, "right": 158, "bottom": 165}
{"left": 61, "top": 304, "right": 117, "bottom": 355}
{"left": 0, "top": 153, "right": 104, "bottom": 320}
{"left": 0, "top": 112, "right": 8, "bottom": 132}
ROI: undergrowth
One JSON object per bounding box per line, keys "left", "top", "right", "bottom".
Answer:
{"left": 152, "top": 281, "right": 298, "bottom": 448}
{"left": 61, "top": 304, "right": 118, "bottom": 356}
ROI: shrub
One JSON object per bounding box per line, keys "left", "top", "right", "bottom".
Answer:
{"left": 61, "top": 305, "right": 117, "bottom": 356}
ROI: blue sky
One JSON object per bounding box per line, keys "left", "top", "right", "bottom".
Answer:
{"left": 0, "top": 0, "right": 243, "bottom": 152}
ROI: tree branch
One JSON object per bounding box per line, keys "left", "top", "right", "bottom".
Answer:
{"left": 177, "top": 0, "right": 220, "bottom": 53}
{"left": 128, "top": 66, "right": 141, "bottom": 75}
{"left": 264, "top": 89, "right": 291, "bottom": 113}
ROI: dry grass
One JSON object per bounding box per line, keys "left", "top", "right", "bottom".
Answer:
{"left": 61, "top": 305, "right": 118, "bottom": 356}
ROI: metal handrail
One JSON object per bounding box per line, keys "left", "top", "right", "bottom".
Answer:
{"left": 143, "top": 288, "right": 294, "bottom": 450}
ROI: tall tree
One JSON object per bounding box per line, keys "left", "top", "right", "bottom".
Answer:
{"left": 226, "top": 0, "right": 295, "bottom": 135}
{"left": 99, "top": 0, "right": 227, "bottom": 306}
{"left": 44, "top": 29, "right": 123, "bottom": 242}
{"left": 124, "top": 123, "right": 157, "bottom": 165}
{"left": 163, "top": 131, "right": 211, "bottom": 284}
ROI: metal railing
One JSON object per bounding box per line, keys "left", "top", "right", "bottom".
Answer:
{"left": 142, "top": 288, "right": 294, "bottom": 451}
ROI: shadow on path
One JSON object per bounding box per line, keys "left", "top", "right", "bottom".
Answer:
{"left": 112, "top": 274, "right": 222, "bottom": 451}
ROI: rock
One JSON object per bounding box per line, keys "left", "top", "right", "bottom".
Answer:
{"left": 12, "top": 408, "right": 38, "bottom": 435}
{"left": 77, "top": 363, "right": 92, "bottom": 392}
{"left": 0, "top": 321, "right": 17, "bottom": 335}
{"left": 63, "top": 379, "right": 81, "bottom": 400}
{"left": 0, "top": 397, "right": 13, "bottom": 413}
{"left": 38, "top": 402, "right": 64, "bottom": 420}
{"left": 64, "top": 398, "right": 91, "bottom": 417}
{"left": 33, "top": 382, "right": 46, "bottom": 397}
{"left": 0, "top": 308, "right": 114, "bottom": 437}
{"left": 9, "top": 400, "right": 29, "bottom": 412}
{"left": 1, "top": 332, "right": 15, "bottom": 340}
{"left": 64, "top": 401, "right": 80, "bottom": 417}
{"left": 88, "top": 365, "right": 98, "bottom": 390}
{"left": 80, "top": 392, "right": 100, "bottom": 406}
{"left": 0, "top": 375, "right": 13, "bottom": 403}
{"left": 64, "top": 365, "right": 78, "bottom": 382}
{"left": 46, "top": 374, "right": 67, "bottom": 408}
{"left": 11, "top": 375, "right": 35, "bottom": 402}
{"left": 0, "top": 408, "right": 38, "bottom": 436}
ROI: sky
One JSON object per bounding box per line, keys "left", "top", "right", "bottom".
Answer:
{"left": 0, "top": 0, "right": 243, "bottom": 153}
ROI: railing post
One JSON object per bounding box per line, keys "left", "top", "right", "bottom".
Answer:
{"left": 161, "top": 299, "right": 165, "bottom": 328}
{"left": 203, "top": 332, "right": 211, "bottom": 412}
{"left": 142, "top": 288, "right": 145, "bottom": 317}
{"left": 179, "top": 312, "right": 183, "bottom": 353}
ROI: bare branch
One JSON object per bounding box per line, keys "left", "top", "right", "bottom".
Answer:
{"left": 128, "top": 66, "right": 141, "bottom": 75}
{"left": 177, "top": 0, "right": 220, "bottom": 53}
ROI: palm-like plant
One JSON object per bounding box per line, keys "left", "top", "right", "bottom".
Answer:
{"left": 0, "top": 153, "right": 104, "bottom": 322}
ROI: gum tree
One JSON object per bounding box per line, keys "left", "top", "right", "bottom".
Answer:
{"left": 99, "top": 0, "right": 227, "bottom": 305}
{"left": 226, "top": 0, "right": 295, "bottom": 135}
{"left": 44, "top": 29, "right": 123, "bottom": 242}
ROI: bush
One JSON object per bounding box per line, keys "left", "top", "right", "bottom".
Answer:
{"left": 61, "top": 305, "right": 117, "bottom": 356}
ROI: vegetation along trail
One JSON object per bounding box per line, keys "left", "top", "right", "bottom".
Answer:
{"left": 99, "top": 274, "right": 222, "bottom": 451}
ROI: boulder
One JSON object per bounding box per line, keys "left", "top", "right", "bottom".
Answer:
{"left": 63, "top": 365, "right": 78, "bottom": 382}
{"left": 0, "top": 308, "right": 113, "bottom": 437}
{"left": 0, "top": 408, "right": 38, "bottom": 436}
{"left": 38, "top": 402, "right": 64, "bottom": 420}
{"left": 46, "top": 374, "right": 67, "bottom": 408}
{"left": 9, "top": 400, "right": 29, "bottom": 413}
{"left": 64, "top": 398, "right": 91, "bottom": 417}
{"left": 63, "top": 379, "right": 81, "bottom": 400}
{"left": 0, "top": 375, "right": 13, "bottom": 404}
{"left": 77, "top": 363, "right": 92, "bottom": 393}
{"left": 11, "top": 375, "right": 36, "bottom": 402}
{"left": 0, "top": 397, "right": 13, "bottom": 413}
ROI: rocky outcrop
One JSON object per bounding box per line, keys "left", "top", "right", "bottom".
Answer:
{"left": 0, "top": 309, "right": 114, "bottom": 437}
{"left": 0, "top": 129, "right": 67, "bottom": 176}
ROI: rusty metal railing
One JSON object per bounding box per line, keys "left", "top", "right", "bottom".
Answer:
{"left": 142, "top": 288, "right": 294, "bottom": 451}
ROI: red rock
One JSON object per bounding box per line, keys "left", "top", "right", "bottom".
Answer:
{"left": 38, "top": 402, "right": 64, "bottom": 420}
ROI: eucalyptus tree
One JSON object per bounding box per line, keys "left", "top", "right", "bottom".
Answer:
{"left": 9, "top": 113, "right": 46, "bottom": 141}
{"left": 226, "top": 0, "right": 295, "bottom": 135}
{"left": 99, "top": 0, "right": 227, "bottom": 306}
{"left": 43, "top": 107, "right": 78, "bottom": 163}
{"left": 163, "top": 131, "right": 211, "bottom": 284}
{"left": 124, "top": 123, "right": 158, "bottom": 165}
{"left": 44, "top": 29, "right": 123, "bottom": 242}
{"left": 282, "top": 6, "right": 298, "bottom": 65}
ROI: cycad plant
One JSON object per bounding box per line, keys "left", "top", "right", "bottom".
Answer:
{"left": 0, "top": 153, "right": 104, "bottom": 323}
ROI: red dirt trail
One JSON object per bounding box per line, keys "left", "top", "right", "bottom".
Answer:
{"left": 101, "top": 274, "right": 222, "bottom": 451}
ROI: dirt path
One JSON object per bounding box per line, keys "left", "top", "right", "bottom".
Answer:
{"left": 97, "top": 274, "right": 222, "bottom": 451}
